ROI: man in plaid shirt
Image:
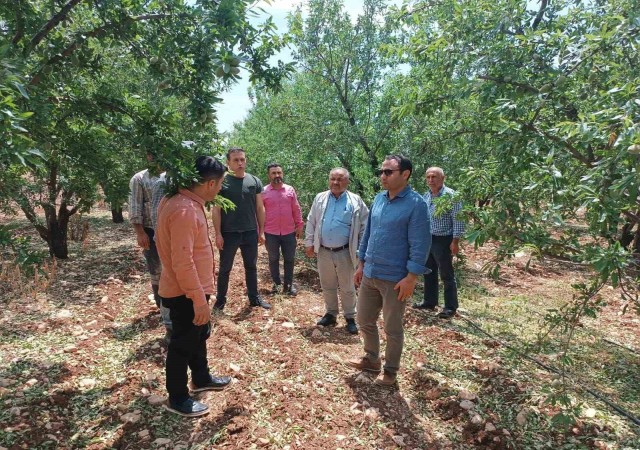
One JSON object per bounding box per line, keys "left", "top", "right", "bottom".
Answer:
{"left": 129, "top": 152, "right": 172, "bottom": 341}
{"left": 414, "top": 167, "right": 464, "bottom": 319}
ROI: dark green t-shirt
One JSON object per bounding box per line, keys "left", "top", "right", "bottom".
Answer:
{"left": 220, "top": 173, "right": 263, "bottom": 233}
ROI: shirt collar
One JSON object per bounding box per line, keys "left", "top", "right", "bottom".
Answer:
{"left": 178, "top": 188, "right": 206, "bottom": 206}
{"left": 384, "top": 185, "right": 412, "bottom": 199}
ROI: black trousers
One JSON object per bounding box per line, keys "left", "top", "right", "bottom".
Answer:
{"left": 216, "top": 230, "right": 259, "bottom": 306}
{"left": 265, "top": 232, "right": 297, "bottom": 286}
{"left": 423, "top": 235, "right": 459, "bottom": 310}
{"left": 162, "top": 295, "right": 211, "bottom": 401}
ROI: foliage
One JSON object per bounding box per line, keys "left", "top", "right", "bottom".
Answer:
{"left": 0, "top": 0, "right": 290, "bottom": 258}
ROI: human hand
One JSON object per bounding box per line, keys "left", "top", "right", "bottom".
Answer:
{"left": 393, "top": 274, "right": 418, "bottom": 301}
{"left": 215, "top": 234, "right": 224, "bottom": 250}
{"left": 258, "top": 233, "right": 265, "bottom": 245}
{"left": 136, "top": 232, "right": 150, "bottom": 250}
{"left": 193, "top": 300, "right": 211, "bottom": 326}
{"left": 354, "top": 266, "right": 364, "bottom": 288}
{"left": 305, "top": 246, "right": 316, "bottom": 258}
{"left": 296, "top": 227, "right": 304, "bottom": 239}
{"left": 450, "top": 240, "right": 460, "bottom": 255}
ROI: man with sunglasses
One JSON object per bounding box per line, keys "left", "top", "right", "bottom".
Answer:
{"left": 348, "top": 155, "right": 431, "bottom": 386}
{"left": 413, "top": 167, "right": 464, "bottom": 319}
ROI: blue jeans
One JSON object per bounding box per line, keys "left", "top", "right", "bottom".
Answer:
{"left": 143, "top": 228, "right": 171, "bottom": 329}
{"left": 423, "top": 235, "right": 458, "bottom": 311}
{"left": 265, "top": 232, "right": 296, "bottom": 286}
{"left": 215, "top": 230, "right": 259, "bottom": 307}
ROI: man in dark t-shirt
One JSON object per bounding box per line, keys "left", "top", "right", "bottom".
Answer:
{"left": 212, "top": 147, "right": 271, "bottom": 310}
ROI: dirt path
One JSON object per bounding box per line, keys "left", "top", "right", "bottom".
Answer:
{"left": 0, "top": 211, "right": 638, "bottom": 449}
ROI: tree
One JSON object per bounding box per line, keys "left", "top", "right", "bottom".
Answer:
{"left": 0, "top": 0, "right": 289, "bottom": 258}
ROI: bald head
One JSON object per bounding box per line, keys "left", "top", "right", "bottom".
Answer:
{"left": 329, "top": 167, "right": 350, "bottom": 198}
{"left": 426, "top": 167, "right": 445, "bottom": 194}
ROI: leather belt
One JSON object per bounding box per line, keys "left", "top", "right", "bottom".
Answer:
{"left": 320, "top": 244, "right": 349, "bottom": 252}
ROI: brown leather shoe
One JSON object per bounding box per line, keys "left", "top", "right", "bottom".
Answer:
{"left": 374, "top": 371, "right": 397, "bottom": 386}
{"left": 347, "top": 356, "right": 381, "bottom": 373}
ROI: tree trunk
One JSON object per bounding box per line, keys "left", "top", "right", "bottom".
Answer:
{"left": 111, "top": 206, "right": 124, "bottom": 223}
{"left": 48, "top": 217, "right": 69, "bottom": 258}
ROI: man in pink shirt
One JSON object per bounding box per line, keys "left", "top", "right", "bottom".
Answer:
{"left": 262, "top": 163, "right": 304, "bottom": 295}
{"left": 156, "top": 156, "right": 231, "bottom": 417}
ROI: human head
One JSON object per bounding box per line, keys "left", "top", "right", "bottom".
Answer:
{"left": 191, "top": 155, "right": 226, "bottom": 201}
{"left": 328, "top": 167, "right": 350, "bottom": 197}
{"left": 425, "top": 167, "right": 445, "bottom": 193}
{"left": 226, "top": 147, "right": 246, "bottom": 177}
{"left": 267, "top": 163, "right": 284, "bottom": 186}
{"left": 379, "top": 155, "right": 412, "bottom": 194}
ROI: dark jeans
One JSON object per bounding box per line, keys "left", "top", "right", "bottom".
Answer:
{"left": 216, "top": 230, "right": 259, "bottom": 307}
{"left": 161, "top": 295, "right": 211, "bottom": 401}
{"left": 423, "top": 235, "right": 458, "bottom": 311}
{"left": 265, "top": 232, "right": 296, "bottom": 286}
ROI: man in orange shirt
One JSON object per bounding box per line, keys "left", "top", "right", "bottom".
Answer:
{"left": 156, "top": 156, "right": 231, "bottom": 417}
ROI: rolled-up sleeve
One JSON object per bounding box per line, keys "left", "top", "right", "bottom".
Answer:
{"left": 168, "top": 208, "right": 207, "bottom": 307}
{"left": 128, "top": 175, "right": 144, "bottom": 225}
{"left": 406, "top": 199, "right": 431, "bottom": 275}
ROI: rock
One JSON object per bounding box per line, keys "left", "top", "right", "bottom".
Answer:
{"left": 56, "top": 310, "right": 73, "bottom": 319}
{"left": 151, "top": 342, "right": 160, "bottom": 350}
{"left": 9, "top": 407, "right": 21, "bottom": 416}
{"left": 364, "top": 407, "right": 379, "bottom": 419}
{"left": 502, "top": 429, "right": 511, "bottom": 436}
{"left": 138, "top": 429, "right": 149, "bottom": 439}
{"left": 147, "top": 395, "right": 165, "bottom": 406}
{"left": 460, "top": 400, "right": 475, "bottom": 410}
{"left": 258, "top": 438, "right": 270, "bottom": 445}
{"left": 229, "top": 363, "right": 241, "bottom": 372}
{"left": 311, "top": 329, "right": 323, "bottom": 338}
{"left": 350, "top": 402, "right": 360, "bottom": 410}
{"left": 141, "top": 387, "right": 150, "bottom": 396}
{"left": 131, "top": 274, "right": 141, "bottom": 280}
{"left": 78, "top": 378, "right": 96, "bottom": 389}
{"left": 153, "top": 438, "right": 172, "bottom": 445}
{"left": 281, "top": 322, "right": 295, "bottom": 328}
{"left": 516, "top": 410, "right": 527, "bottom": 426}
{"left": 63, "top": 345, "right": 78, "bottom": 353}
{"left": 583, "top": 408, "right": 597, "bottom": 418}
{"left": 145, "top": 371, "right": 157, "bottom": 382}
{"left": 0, "top": 378, "right": 16, "bottom": 388}
{"left": 101, "top": 296, "right": 109, "bottom": 303}
{"left": 86, "top": 320, "right": 98, "bottom": 328}
{"left": 103, "top": 312, "right": 115, "bottom": 321}
{"left": 485, "top": 422, "right": 496, "bottom": 432}
{"left": 458, "top": 389, "right": 477, "bottom": 401}
{"left": 121, "top": 412, "right": 141, "bottom": 423}
{"left": 336, "top": 434, "right": 346, "bottom": 441}
{"left": 355, "top": 372, "right": 372, "bottom": 383}
{"left": 470, "top": 414, "right": 483, "bottom": 426}
{"left": 25, "top": 379, "right": 38, "bottom": 387}
{"left": 392, "top": 435, "right": 405, "bottom": 446}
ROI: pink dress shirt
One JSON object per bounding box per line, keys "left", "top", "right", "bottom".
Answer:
{"left": 263, "top": 183, "right": 304, "bottom": 236}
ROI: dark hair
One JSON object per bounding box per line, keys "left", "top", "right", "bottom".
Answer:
{"left": 266, "top": 163, "right": 281, "bottom": 172}
{"left": 385, "top": 154, "right": 413, "bottom": 178}
{"left": 226, "top": 147, "right": 245, "bottom": 160}
{"left": 195, "top": 155, "right": 226, "bottom": 182}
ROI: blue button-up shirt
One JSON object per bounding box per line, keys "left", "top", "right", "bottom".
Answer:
{"left": 358, "top": 186, "right": 432, "bottom": 282}
{"left": 424, "top": 185, "right": 464, "bottom": 238}
{"left": 321, "top": 192, "right": 353, "bottom": 247}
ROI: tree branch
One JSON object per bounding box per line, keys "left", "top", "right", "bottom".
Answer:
{"left": 518, "top": 120, "right": 594, "bottom": 166}
{"left": 531, "top": 0, "right": 548, "bottom": 30}
{"left": 25, "top": 0, "right": 86, "bottom": 55}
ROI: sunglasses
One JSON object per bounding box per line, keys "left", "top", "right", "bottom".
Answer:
{"left": 375, "top": 168, "right": 400, "bottom": 177}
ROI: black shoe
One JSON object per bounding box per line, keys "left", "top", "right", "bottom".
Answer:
{"left": 271, "top": 283, "right": 282, "bottom": 295}
{"left": 249, "top": 296, "right": 271, "bottom": 309}
{"left": 164, "top": 397, "right": 209, "bottom": 417}
{"left": 213, "top": 298, "right": 226, "bottom": 311}
{"left": 437, "top": 308, "right": 456, "bottom": 319}
{"left": 283, "top": 284, "right": 298, "bottom": 296}
{"left": 345, "top": 318, "right": 358, "bottom": 335}
{"left": 191, "top": 374, "right": 232, "bottom": 393}
{"left": 412, "top": 303, "right": 436, "bottom": 311}
{"left": 317, "top": 313, "right": 337, "bottom": 327}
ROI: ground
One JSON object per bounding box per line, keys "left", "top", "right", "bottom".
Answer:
{"left": 0, "top": 209, "right": 638, "bottom": 449}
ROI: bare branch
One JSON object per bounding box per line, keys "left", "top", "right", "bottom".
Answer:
{"left": 25, "top": 0, "right": 86, "bottom": 55}
{"left": 531, "top": 0, "right": 548, "bottom": 30}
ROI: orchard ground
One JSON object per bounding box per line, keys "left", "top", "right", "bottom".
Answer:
{"left": 0, "top": 208, "right": 638, "bottom": 449}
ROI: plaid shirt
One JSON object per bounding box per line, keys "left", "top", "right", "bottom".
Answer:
{"left": 128, "top": 169, "right": 167, "bottom": 230}
{"left": 424, "top": 185, "right": 464, "bottom": 238}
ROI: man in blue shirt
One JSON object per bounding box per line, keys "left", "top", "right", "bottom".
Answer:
{"left": 348, "top": 155, "right": 431, "bottom": 386}
{"left": 414, "top": 167, "right": 464, "bottom": 319}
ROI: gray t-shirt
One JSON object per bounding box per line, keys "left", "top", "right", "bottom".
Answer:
{"left": 220, "top": 173, "right": 263, "bottom": 233}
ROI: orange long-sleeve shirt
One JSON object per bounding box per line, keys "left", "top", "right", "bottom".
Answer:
{"left": 156, "top": 189, "right": 214, "bottom": 307}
